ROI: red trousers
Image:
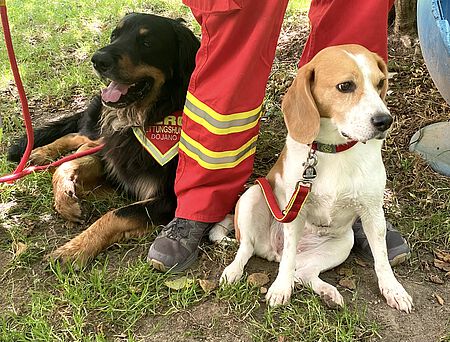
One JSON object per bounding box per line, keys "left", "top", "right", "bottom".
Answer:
{"left": 175, "top": 0, "right": 395, "bottom": 222}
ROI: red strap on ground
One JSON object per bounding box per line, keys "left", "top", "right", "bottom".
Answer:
{"left": 0, "top": 3, "right": 103, "bottom": 184}
{"left": 255, "top": 177, "right": 311, "bottom": 223}
{"left": 0, "top": 144, "right": 105, "bottom": 183}
{"left": 1, "top": 3, "right": 34, "bottom": 180}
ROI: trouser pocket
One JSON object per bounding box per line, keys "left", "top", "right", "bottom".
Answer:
{"left": 182, "top": 0, "right": 245, "bottom": 14}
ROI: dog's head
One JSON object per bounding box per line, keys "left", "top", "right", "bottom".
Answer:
{"left": 92, "top": 13, "right": 199, "bottom": 127}
{"left": 282, "top": 44, "right": 392, "bottom": 144}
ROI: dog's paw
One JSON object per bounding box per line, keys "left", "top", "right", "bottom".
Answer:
{"left": 47, "top": 241, "right": 89, "bottom": 268}
{"left": 379, "top": 280, "right": 413, "bottom": 313}
{"left": 266, "top": 278, "right": 293, "bottom": 306}
{"left": 54, "top": 177, "right": 83, "bottom": 223}
{"left": 220, "top": 263, "right": 244, "bottom": 284}
{"left": 317, "top": 283, "right": 344, "bottom": 309}
{"left": 29, "top": 147, "right": 53, "bottom": 165}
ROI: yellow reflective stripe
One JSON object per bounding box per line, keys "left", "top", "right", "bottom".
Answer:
{"left": 186, "top": 92, "right": 261, "bottom": 122}
{"left": 179, "top": 142, "right": 256, "bottom": 170}
{"left": 132, "top": 127, "right": 179, "bottom": 166}
{"left": 180, "top": 131, "right": 257, "bottom": 158}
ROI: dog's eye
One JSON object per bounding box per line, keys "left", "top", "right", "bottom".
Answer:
{"left": 377, "top": 79, "right": 386, "bottom": 90}
{"left": 336, "top": 81, "right": 356, "bottom": 93}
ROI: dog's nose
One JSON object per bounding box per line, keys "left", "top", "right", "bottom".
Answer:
{"left": 91, "top": 51, "right": 114, "bottom": 73}
{"left": 371, "top": 113, "right": 393, "bottom": 131}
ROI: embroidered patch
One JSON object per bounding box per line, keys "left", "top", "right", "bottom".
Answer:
{"left": 133, "top": 111, "right": 183, "bottom": 166}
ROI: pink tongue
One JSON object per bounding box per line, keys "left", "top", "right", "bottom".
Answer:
{"left": 101, "top": 81, "right": 130, "bottom": 102}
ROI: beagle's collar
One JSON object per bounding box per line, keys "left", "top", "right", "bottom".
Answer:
{"left": 311, "top": 140, "right": 358, "bottom": 153}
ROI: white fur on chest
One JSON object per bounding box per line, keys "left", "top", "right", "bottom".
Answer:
{"left": 280, "top": 134, "right": 386, "bottom": 235}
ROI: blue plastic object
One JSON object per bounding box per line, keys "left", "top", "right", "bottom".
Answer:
{"left": 417, "top": 0, "right": 450, "bottom": 104}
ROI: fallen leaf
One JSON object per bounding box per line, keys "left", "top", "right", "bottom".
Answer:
{"left": 12, "top": 242, "right": 27, "bottom": 258}
{"left": 429, "top": 274, "right": 445, "bottom": 285}
{"left": 339, "top": 277, "right": 356, "bottom": 290}
{"left": 434, "top": 293, "right": 444, "bottom": 306}
{"left": 247, "top": 273, "right": 270, "bottom": 287}
{"left": 354, "top": 258, "right": 368, "bottom": 267}
{"left": 434, "top": 250, "right": 450, "bottom": 263}
{"left": 336, "top": 267, "right": 353, "bottom": 277}
{"left": 198, "top": 279, "right": 217, "bottom": 293}
{"left": 434, "top": 259, "right": 450, "bottom": 273}
{"left": 164, "top": 276, "right": 194, "bottom": 290}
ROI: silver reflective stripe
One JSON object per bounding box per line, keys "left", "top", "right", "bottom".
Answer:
{"left": 185, "top": 98, "right": 261, "bottom": 129}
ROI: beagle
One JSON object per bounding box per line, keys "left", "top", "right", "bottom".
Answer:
{"left": 219, "top": 44, "right": 413, "bottom": 313}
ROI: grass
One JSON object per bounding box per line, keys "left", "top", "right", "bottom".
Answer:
{"left": 1, "top": 0, "right": 450, "bottom": 341}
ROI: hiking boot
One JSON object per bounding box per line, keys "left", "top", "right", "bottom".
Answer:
{"left": 352, "top": 219, "right": 410, "bottom": 267}
{"left": 147, "top": 217, "right": 214, "bottom": 272}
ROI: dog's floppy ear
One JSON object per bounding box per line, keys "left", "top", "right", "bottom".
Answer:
{"left": 281, "top": 65, "right": 320, "bottom": 144}
{"left": 373, "top": 52, "right": 388, "bottom": 101}
{"left": 172, "top": 21, "right": 200, "bottom": 90}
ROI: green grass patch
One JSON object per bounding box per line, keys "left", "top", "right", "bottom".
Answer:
{"left": 1, "top": 259, "right": 208, "bottom": 341}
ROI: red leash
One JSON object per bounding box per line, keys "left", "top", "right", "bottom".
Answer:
{"left": 1, "top": 1, "right": 33, "bottom": 180}
{"left": 256, "top": 140, "right": 357, "bottom": 223}
{"left": 0, "top": 1, "right": 102, "bottom": 184}
{"left": 256, "top": 178, "right": 312, "bottom": 223}
{"left": 256, "top": 148, "right": 318, "bottom": 223}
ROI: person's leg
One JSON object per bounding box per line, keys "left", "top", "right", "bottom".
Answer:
{"left": 299, "top": 0, "right": 409, "bottom": 266}
{"left": 148, "top": 0, "right": 289, "bottom": 271}
{"left": 299, "top": 0, "right": 395, "bottom": 66}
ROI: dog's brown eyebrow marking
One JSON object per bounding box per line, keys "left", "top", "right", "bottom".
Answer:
{"left": 139, "top": 28, "right": 149, "bottom": 35}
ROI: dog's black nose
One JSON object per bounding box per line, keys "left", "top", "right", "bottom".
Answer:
{"left": 91, "top": 51, "right": 114, "bottom": 73}
{"left": 371, "top": 113, "right": 393, "bottom": 131}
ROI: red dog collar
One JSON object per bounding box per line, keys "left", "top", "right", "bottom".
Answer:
{"left": 311, "top": 140, "right": 358, "bottom": 153}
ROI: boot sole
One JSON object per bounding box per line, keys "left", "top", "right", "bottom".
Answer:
{"left": 149, "top": 249, "right": 199, "bottom": 273}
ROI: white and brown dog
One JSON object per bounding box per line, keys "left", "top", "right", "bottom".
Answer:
{"left": 219, "top": 44, "right": 413, "bottom": 313}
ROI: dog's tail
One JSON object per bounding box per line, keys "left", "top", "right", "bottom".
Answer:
{"left": 7, "top": 111, "right": 84, "bottom": 162}
{"left": 7, "top": 96, "right": 102, "bottom": 163}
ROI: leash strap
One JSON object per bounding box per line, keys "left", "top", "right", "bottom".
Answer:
{"left": 255, "top": 139, "right": 358, "bottom": 223}
{"left": 256, "top": 177, "right": 311, "bottom": 223}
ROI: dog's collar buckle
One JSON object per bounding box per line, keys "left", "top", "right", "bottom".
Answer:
{"left": 302, "top": 149, "right": 318, "bottom": 182}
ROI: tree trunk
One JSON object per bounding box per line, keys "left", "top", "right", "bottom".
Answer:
{"left": 394, "top": 0, "right": 418, "bottom": 35}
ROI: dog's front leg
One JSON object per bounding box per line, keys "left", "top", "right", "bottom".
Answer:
{"left": 266, "top": 216, "right": 304, "bottom": 306}
{"left": 360, "top": 207, "right": 413, "bottom": 313}
{"left": 48, "top": 197, "right": 174, "bottom": 266}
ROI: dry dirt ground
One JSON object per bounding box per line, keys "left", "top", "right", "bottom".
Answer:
{"left": 1, "top": 13, "right": 450, "bottom": 342}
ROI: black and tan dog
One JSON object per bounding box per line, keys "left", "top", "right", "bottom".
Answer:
{"left": 8, "top": 13, "right": 200, "bottom": 265}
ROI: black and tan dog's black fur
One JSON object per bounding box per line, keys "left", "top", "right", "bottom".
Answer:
{"left": 8, "top": 13, "right": 200, "bottom": 264}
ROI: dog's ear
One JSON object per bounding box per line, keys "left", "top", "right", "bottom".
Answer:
{"left": 171, "top": 21, "right": 200, "bottom": 90}
{"left": 373, "top": 53, "right": 388, "bottom": 101}
{"left": 282, "top": 65, "right": 320, "bottom": 144}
